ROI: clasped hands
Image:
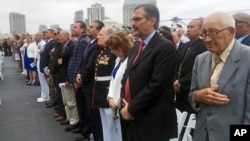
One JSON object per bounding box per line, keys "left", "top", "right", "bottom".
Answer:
{"left": 195, "top": 85, "right": 230, "bottom": 105}
{"left": 108, "top": 98, "right": 134, "bottom": 120}
{"left": 120, "top": 99, "right": 134, "bottom": 121}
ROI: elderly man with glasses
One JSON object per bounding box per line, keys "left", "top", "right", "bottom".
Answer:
{"left": 189, "top": 12, "right": 250, "bottom": 141}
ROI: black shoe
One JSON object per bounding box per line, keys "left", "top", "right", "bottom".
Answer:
{"left": 74, "top": 135, "right": 89, "bottom": 141}
{"left": 65, "top": 124, "right": 79, "bottom": 132}
{"left": 46, "top": 104, "right": 56, "bottom": 108}
{"left": 64, "top": 126, "right": 72, "bottom": 132}
{"left": 60, "top": 120, "right": 70, "bottom": 125}
{"left": 54, "top": 107, "right": 59, "bottom": 111}
{"left": 71, "top": 127, "right": 82, "bottom": 134}
{"left": 45, "top": 102, "right": 50, "bottom": 105}
{"left": 34, "top": 81, "right": 40, "bottom": 86}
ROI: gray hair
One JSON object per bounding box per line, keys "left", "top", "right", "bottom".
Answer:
{"left": 60, "top": 30, "right": 70, "bottom": 39}
{"left": 134, "top": 4, "right": 160, "bottom": 29}
{"left": 205, "top": 12, "right": 235, "bottom": 28}
{"left": 105, "top": 27, "right": 115, "bottom": 36}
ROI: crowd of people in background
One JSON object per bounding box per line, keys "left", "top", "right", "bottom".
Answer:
{"left": 1, "top": 4, "right": 250, "bottom": 141}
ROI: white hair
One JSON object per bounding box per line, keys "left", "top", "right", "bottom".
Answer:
{"left": 60, "top": 30, "right": 70, "bottom": 39}
{"left": 205, "top": 12, "right": 235, "bottom": 28}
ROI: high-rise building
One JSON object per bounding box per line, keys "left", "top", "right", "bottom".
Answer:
{"left": 39, "top": 25, "right": 48, "bottom": 33}
{"left": 123, "top": 0, "right": 157, "bottom": 27}
{"left": 74, "top": 10, "right": 84, "bottom": 22}
{"left": 9, "top": 12, "right": 26, "bottom": 34}
{"left": 87, "top": 3, "right": 105, "bottom": 25}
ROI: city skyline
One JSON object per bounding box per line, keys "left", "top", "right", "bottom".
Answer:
{"left": 0, "top": 0, "right": 249, "bottom": 34}
{"left": 123, "top": 0, "right": 157, "bottom": 26}
{"left": 74, "top": 10, "right": 84, "bottom": 22}
{"left": 87, "top": 3, "right": 105, "bottom": 25}
{"left": 9, "top": 12, "right": 26, "bottom": 35}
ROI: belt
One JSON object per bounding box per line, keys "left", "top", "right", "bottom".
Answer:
{"left": 95, "top": 76, "right": 112, "bottom": 81}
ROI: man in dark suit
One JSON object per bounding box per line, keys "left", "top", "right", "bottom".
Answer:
{"left": 51, "top": 30, "right": 79, "bottom": 131}
{"left": 120, "top": 4, "right": 177, "bottom": 141}
{"left": 67, "top": 21, "right": 90, "bottom": 141}
{"left": 233, "top": 12, "right": 250, "bottom": 46}
{"left": 40, "top": 29, "right": 57, "bottom": 108}
{"left": 75, "top": 20, "right": 105, "bottom": 141}
{"left": 40, "top": 29, "right": 56, "bottom": 73}
{"left": 174, "top": 19, "right": 207, "bottom": 113}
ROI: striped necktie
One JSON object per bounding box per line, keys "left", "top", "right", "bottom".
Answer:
{"left": 211, "top": 56, "right": 222, "bottom": 75}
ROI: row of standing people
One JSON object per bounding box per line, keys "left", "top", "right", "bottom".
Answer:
{"left": 33, "top": 4, "right": 178, "bottom": 141}
{"left": 14, "top": 3, "right": 250, "bottom": 141}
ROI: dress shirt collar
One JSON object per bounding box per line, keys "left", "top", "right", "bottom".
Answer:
{"left": 90, "top": 39, "right": 96, "bottom": 44}
{"left": 64, "top": 40, "right": 70, "bottom": 48}
{"left": 141, "top": 30, "right": 157, "bottom": 49}
{"left": 237, "top": 34, "right": 250, "bottom": 43}
{"left": 212, "top": 39, "right": 235, "bottom": 63}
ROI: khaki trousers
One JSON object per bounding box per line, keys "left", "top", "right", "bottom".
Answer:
{"left": 61, "top": 86, "right": 79, "bottom": 125}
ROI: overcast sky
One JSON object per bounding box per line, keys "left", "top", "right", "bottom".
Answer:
{"left": 0, "top": 0, "right": 249, "bottom": 34}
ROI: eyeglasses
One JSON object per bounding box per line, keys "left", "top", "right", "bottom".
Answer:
{"left": 235, "top": 19, "right": 249, "bottom": 25}
{"left": 201, "top": 27, "right": 230, "bottom": 39}
{"left": 130, "top": 17, "right": 145, "bottom": 22}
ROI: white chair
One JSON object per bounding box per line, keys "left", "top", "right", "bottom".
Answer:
{"left": 182, "top": 113, "right": 196, "bottom": 141}
{"left": 0, "top": 50, "right": 4, "bottom": 62}
{"left": 170, "top": 109, "right": 188, "bottom": 141}
{"left": 0, "top": 67, "right": 3, "bottom": 82}
{"left": 0, "top": 51, "right": 4, "bottom": 65}
{"left": 187, "top": 134, "right": 193, "bottom": 141}
{"left": 0, "top": 56, "right": 3, "bottom": 82}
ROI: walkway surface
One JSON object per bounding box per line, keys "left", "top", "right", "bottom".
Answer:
{"left": 0, "top": 56, "right": 79, "bottom": 141}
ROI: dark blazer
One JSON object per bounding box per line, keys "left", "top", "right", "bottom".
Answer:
{"left": 241, "top": 34, "right": 250, "bottom": 46}
{"left": 57, "top": 41, "right": 75, "bottom": 83}
{"left": 176, "top": 41, "right": 184, "bottom": 51}
{"left": 48, "top": 42, "right": 61, "bottom": 75}
{"left": 121, "top": 32, "right": 177, "bottom": 141}
{"left": 81, "top": 39, "right": 101, "bottom": 94}
{"left": 39, "top": 39, "right": 56, "bottom": 73}
{"left": 67, "top": 35, "right": 88, "bottom": 84}
{"left": 175, "top": 38, "right": 207, "bottom": 113}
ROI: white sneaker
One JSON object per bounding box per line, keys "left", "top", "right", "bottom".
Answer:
{"left": 37, "top": 97, "right": 50, "bottom": 102}
{"left": 21, "top": 71, "right": 27, "bottom": 75}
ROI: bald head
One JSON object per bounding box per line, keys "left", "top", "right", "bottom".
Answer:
{"left": 233, "top": 12, "right": 250, "bottom": 39}
{"left": 204, "top": 12, "right": 235, "bottom": 29}
{"left": 202, "top": 12, "right": 236, "bottom": 55}
{"left": 233, "top": 12, "right": 250, "bottom": 24}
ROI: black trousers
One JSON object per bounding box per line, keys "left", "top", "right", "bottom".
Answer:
{"left": 75, "top": 88, "right": 91, "bottom": 135}
{"left": 84, "top": 92, "right": 103, "bottom": 141}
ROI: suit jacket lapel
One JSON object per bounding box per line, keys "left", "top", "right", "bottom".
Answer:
{"left": 132, "top": 44, "right": 152, "bottom": 67}
{"left": 130, "top": 33, "right": 159, "bottom": 68}
{"left": 217, "top": 41, "right": 240, "bottom": 91}
{"left": 242, "top": 34, "right": 250, "bottom": 46}
{"left": 127, "top": 45, "right": 137, "bottom": 70}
